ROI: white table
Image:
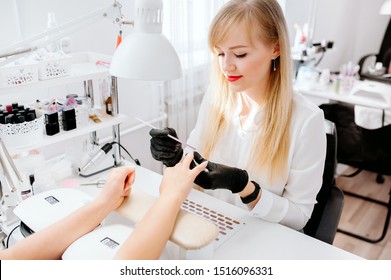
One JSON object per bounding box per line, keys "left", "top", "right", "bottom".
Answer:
{"left": 3, "top": 162, "right": 362, "bottom": 260}
{"left": 296, "top": 80, "right": 391, "bottom": 109}
{"left": 116, "top": 164, "right": 362, "bottom": 260}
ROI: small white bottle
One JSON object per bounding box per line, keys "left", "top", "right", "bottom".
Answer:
{"left": 19, "top": 181, "right": 32, "bottom": 200}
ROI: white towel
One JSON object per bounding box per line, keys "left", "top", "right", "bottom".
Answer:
{"left": 354, "top": 105, "right": 391, "bottom": 129}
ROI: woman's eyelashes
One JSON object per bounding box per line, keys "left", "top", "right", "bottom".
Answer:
{"left": 217, "top": 52, "right": 247, "bottom": 58}
{"left": 235, "top": 53, "right": 247, "bottom": 58}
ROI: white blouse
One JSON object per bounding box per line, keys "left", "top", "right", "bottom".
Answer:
{"left": 187, "top": 91, "right": 326, "bottom": 230}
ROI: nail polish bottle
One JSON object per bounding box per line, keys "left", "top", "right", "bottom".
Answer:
{"left": 0, "top": 113, "right": 5, "bottom": 124}
{"left": 45, "top": 112, "right": 60, "bottom": 136}
{"left": 25, "top": 108, "right": 37, "bottom": 120}
{"left": 11, "top": 102, "right": 18, "bottom": 109}
{"left": 62, "top": 108, "right": 76, "bottom": 131}
{"left": 25, "top": 112, "right": 36, "bottom": 122}
{"left": 15, "top": 114, "right": 25, "bottom": 123}
{"left": 5, "top": 114, "right": 14, "bottom": 124}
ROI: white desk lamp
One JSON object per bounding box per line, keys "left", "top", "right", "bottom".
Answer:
{"left": 110, "top": 0, "right": 182, "bottom": 80}
{"left": 108, "top": 0, "right": 182, "bottom": 169}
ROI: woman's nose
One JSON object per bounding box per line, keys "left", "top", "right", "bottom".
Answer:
{"left": 221, "top": 57, "right": 236, "bottom": 73}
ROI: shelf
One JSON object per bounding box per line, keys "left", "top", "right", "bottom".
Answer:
{"left": 7, "top": 113, "right": 127, "bottom": 155}
{"left": 0, "top": 52, "right": 112, "bottom": 95}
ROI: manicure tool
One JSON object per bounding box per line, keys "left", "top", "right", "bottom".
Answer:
{"left": 80, "top": 179, "right": 106, "bottom": 188}
{"left": 135, "top": 117, "right": 208, "bottom": 172}
{"left": 135, "top": 117, "right": 196, "bottom": 151}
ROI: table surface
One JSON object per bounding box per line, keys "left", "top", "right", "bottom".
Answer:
{"left": 295, "top": 80, "right": 391, "bottom": 110}
{"left": 101, "top": 163, "right": 362, "bottom": 260}
{"left": 3, "top": 162, "right": 362, "bottom": 260}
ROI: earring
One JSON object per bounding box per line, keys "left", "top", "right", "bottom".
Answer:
{"left": 273, "top": 59, "right": 277, "bottom": 72}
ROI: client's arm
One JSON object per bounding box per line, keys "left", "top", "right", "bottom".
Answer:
{"left": 114, "top": 152, "right": 208, "bottom": 260}
{"left": 0, "top": 166, "right": 134, "bottom": 260}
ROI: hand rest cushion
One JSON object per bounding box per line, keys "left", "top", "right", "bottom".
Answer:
{"left": 116, "top": 189, "right": 218, "bottom": 250}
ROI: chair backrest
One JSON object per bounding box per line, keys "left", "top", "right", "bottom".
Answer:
{"left": 303, "top": 119, "right": 344, "bottom": 244}
{"left": 378, "top": 18, "right": 391, "bottom": 66}
{"left": 320, "top": 102, "right": 391, "bottom": 175}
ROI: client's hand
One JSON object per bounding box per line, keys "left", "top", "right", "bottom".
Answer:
{"left": 95, "top": 166, "right": 135, "bottom": 211}
{"left": 150, "top": 127, "right": 183, "bottom": 167}
{"left": 192, "top": 152, "right": 249, "bottom": 193}
{"left": 160, "top": 152, "right": 208, "bottom": 202}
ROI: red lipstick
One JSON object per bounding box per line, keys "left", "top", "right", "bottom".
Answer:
{"left": 227, "top": 75, "right": 243, "bottom": 82}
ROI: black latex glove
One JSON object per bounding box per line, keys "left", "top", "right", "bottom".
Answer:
{"left": 192, "top": 152, "right": 249, "bottom": 193}
{"left": 149, "top": 127, "right": 183, "bottom": 167}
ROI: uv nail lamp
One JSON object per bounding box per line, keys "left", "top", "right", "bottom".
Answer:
{"left": 62, "top": 224, "right": 133, "bottom": 260}
{"left": 13, "top": 188, "right": 93, "bottom": 236}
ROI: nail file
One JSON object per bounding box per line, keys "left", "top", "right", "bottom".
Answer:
{"left": 135, "top": 117, "right": 208, "bottom": 172}
{"left": 135, "top": 117, "right": 196, "bottom": 151}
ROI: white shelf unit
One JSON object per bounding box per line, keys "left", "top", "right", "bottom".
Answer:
{"left": 0, "top": 52, "right": 126, "bottom": 158}
{"left": 7, "top": 114, "right": 127, "bottom": 155}
{"left": 0, "top": 52, "right": 111, "bottom": 95}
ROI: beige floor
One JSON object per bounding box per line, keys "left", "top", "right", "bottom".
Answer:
{"left": 333, "top": 166, "right": 391, "bottom": 260}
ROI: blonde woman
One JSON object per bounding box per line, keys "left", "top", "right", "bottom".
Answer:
{"left": 150, "top": 0, "right": 326, "bottom": 231}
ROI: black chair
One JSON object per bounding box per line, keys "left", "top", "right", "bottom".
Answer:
{"left": 304, "top": 120, "right": 345, "bottom": 245}
{"left": 319, "top": 102, "right": 391, "bottom": 243}
{"left": 359, "top": 18, "right": 391, "bottom": 84}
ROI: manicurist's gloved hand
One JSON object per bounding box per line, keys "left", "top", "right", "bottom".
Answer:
{"left": 150, "top": 127, "right": 183, "bottom": 167}
{"left": 192, "top": 152, "right": 249, "bottom": 193}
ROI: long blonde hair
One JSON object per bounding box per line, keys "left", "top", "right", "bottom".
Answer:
{"left": 204, "top": 0, "right": 293, "bottom": 181}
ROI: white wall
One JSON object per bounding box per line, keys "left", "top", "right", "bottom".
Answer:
{"left": 0, "top": 0, "right": 21, "bottom": 47}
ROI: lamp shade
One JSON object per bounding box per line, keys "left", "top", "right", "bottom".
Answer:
{"left": 110, "top": 32, "right": 182, "bottom": 80}
{"left": 380, "top": 0, "right": 391, "bottom": 15}
{"left": 109, "top": 0, "right": 182, "bottom": 81}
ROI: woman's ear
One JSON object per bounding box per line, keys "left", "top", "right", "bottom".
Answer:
{"left": 272, "top": 41, "right": 280, "bottom": 59}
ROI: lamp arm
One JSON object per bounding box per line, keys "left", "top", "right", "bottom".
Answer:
{"left": 0, "top": 139, "right": 20, "bottom": 194}
{"left": 0, "top": 1, "right": 133, "bottom": 60}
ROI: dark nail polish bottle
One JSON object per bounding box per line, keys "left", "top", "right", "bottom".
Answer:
{"left": 62, "top": 108, "right": 76, "bottom": 131}
{"left": 0, "top": 113, "right": 5, "bottom": 124}
{"left": 15, "top": 114, "right": 25, "bottom": 123}
{"left": 45, "top": 112, "right": 60, "bottom": 136}
{"left": 5, "top": 114, "right": 14, "bottom": 124}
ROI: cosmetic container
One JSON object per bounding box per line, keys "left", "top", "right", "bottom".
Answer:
{"left": 25, "top": 112, "right": 36, "bottom": 122}
{"left": 19, "top": 181, "right": 33, "bottom": 200}
{"left": 5, "top": 114, "right": 13, "bottom": 124}
{"left": 45, "top": 112, "right": 60, "bottom": 136}
{"left": 25, "top": 108, "right": 37, "bottom": 119}
{"left": 62, "top": 108, "right": 77, "bottom": 131}
{"left": 105, "top": 96, "right": 112, "bottom": 115}
{"left": 15, "top": 114, "right": 25, "bottom": 124}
